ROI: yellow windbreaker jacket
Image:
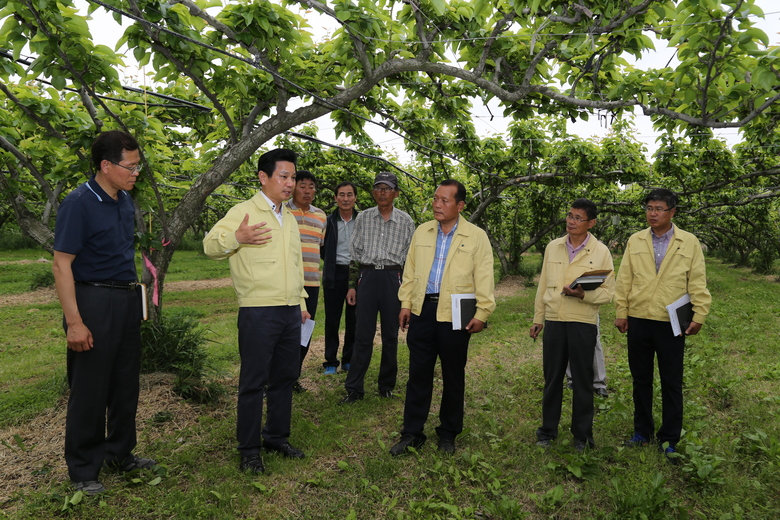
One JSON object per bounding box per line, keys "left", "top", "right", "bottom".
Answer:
{"left": 203, "top": 192, "right": 307, "bottom": 310}
{"left": 615, "top": 226, "right": 711, "bottom": 324}
{"left": 533, "top": 233, "right": 615, "bottom": 325}
{"left": 398, "top": 216, "right": 496, "bottom": 323}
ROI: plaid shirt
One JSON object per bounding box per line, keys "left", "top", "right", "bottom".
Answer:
{"left": 426, "top": 222, "right": 457, "bottom": 294}
{"left": 348, "top": 206, "right": 414, "bottom": 287}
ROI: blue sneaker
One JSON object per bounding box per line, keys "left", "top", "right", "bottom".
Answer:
{"left": 324, "top": 366, "right": 337, "bottom": 375}
{"left": 342, "top": 363, "right": 350, "bottom": 373}
{"left": 661, "top": 444, "right": 680, "bottom": 465}
{"left": 623, "top": 433, "right": 649, "bottom": 447}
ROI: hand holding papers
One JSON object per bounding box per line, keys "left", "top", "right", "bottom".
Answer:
{"left": 666, "top": 294, "right": 693, "bottom": 337}
{"left": 300, "top": 318, "right": 315, "bottom": 347}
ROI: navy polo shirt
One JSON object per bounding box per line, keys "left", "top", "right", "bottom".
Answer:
{"left": 53, "top": 178, "right": 137, "bottom": 282}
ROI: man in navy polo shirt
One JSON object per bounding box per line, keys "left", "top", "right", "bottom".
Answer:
{"left": 52, "top": 130, "right": 155, "bottom": 495}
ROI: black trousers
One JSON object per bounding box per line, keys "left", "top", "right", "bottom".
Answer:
{"left": 297, "top": 285, "right": 319, "bottom": 377}
{"left": 322, "top": 264, "right": 355, "bottom": 368}
{"left": 237, "top": 306, "right": 300, "bottom": 454}
{"left": 344, "top": 268, "right": 401, "bottom": 395}
{"left": 65, "top": 284, "right": 141, "bottom": 482}
{"left": 402, "top": 298, "right": 471, "bottom": 441}
{"left": 627, "top": 317, "right": 685, "bottom": 445}
{"left": 537, "top": 320, "right": 597, "bottom": 446}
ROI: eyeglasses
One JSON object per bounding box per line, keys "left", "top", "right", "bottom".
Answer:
{"left": 373, "top": 186, "right": 394, "bottom": 193}
{"left": 642, "top": 205, "right": 673, "bottom": 214}
{"left": 565, "top": 213, "right": 592, "bottom": 223}
{"left": 111, "top": 161, "right": 143, "bottom": 174}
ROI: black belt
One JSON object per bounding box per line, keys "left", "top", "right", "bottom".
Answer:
{"left": 424, "top": 293, "right": 440, "bottom": 303}
{"left": 362, "top": 264, "right": 402, "bottom": 270}
{"left": 76, "top": 281, "right": 138, "bottom": 290}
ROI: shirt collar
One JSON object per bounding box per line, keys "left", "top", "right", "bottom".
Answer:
{"left": 260, "top": 191, "right": 280, "bottom": 213}
{"left": 86, "top": 177, "right": 122, "bottom": 203}
{"left": 652, "top": 223, "right": 675, "bottom": 240}
{"left": 437, "top": 221, "right": 458, "bottom": 236}
{"left": 566, "top": 232, "right": 590, "bottom": 251}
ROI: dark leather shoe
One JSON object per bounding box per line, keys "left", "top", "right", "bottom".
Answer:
{"left": 594, "top": 387, "right": 609, "bottom": 398}
{"left": 535, "top": 439, "right": 553, "bottom": 447}
{"left": 264, "top": 442, "right": 305, "bottom": 459}
{"left": 574, "top": 438, "right": 595, "bottom": 452}
{"left": 340, "top": 391, "right": 364, "bottom": 404}
{"left": 437, "top": 438, "right": 455, "bottom": 455}
{"left": 389, "top": 434, "right": 425, "bottom": 456}
{"left": 379, "top": 390, "right": 395, "bottom": 399}
{"left": 240, "top": 453, "right": 265, "bottom": 474}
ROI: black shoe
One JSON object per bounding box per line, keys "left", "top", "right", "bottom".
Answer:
{"left": 437, "top": 438, "right": 456, "bottom": 455}
{"left": 379, "top": 390, "right": 395, "bottom": 399}
{"left": 105, "top": 454, "right": 156, "bottom": 473}
{"left": 72, "top": 480, "right": 106, "bottom": 495}
{"left": 293, "top": 381, "right": 308, "bottom": 394}
{"left": 239, "top": 453, "right": 265, "bottom": 474}
{"left": 390, "top": 434, "right": 426, "bottom": 456}
{"left": 573, "top": 438, "right": 594, "bottom": 453}
{"left": 535, "top": 439, "right": 553, "bottom": 447}
{"left": 264, "top": 442, "right": 305, "bottom": 459}
{"left": 340, "top": 391, "right": 364, "bottom": 404}
{"left": 594, "top": 388, "right": 609, "bottom": 398}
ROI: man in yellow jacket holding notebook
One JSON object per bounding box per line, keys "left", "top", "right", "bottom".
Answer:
{"left": 530, "top": 198, "right": 614, "bottom": 452}
{"left": 390, "top": 180, "right": 496, "bottom": 456}
{"left": 614, "top": 188, "right": 711, "bottom": 462}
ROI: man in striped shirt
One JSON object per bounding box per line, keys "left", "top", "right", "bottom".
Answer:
{"left": 286, "top": 170, "right": 327, "bottom": 393}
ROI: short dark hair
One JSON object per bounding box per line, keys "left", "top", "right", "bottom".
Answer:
{"left": 570, "top": 198, "right": 598, "bottom": 220}
{"left": 257, "top": 148, "right": 297, "bottom": 177}
{"left": 644, "top": 188, "right": 678, "bottom": 209}
{"left": 439, "top": 179, "right": 467, "bottom": 203}
{"left": 91, "top": 130, "right": 139, "bottom": 171}
{"left": 334, "top": 181, "right": 357, "bottom": 197}
{"left": 295, "top": 170, "right": 317, "bottom": 187}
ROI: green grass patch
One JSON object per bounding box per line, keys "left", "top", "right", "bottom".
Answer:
{"left": 0, "top": 255, "right": 779, "bottom": 518}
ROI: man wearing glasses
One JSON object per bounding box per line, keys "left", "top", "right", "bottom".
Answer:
{"left": 52, "top": 131, "right": 155, "bottom": 495}
{"left": 615, "top": 188, "right": 711, "bottom": 463}
{"left": 340, "top": 172, "right": 415, "bottom": 403}
{"left": 530, "top": 198, "right": 614, "bottom": 452}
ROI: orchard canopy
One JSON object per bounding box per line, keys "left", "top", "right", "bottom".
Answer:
{"left": 1, "top": 0, "right": 779, "bottom": 315}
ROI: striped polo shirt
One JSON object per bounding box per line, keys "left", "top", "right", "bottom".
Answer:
{"left": 286, "top": 200, "right": 327, "bottom": 287}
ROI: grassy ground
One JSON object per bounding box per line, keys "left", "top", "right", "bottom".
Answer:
{"left": 1, "top": 251, "right": 779, "bottom": 519}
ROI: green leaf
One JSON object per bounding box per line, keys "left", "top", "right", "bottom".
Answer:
{"left": 430, "top": 0, "right": 446, "bottom": 16}
{"left": 69, "top": 491, "right": 83, "bottom": 505}
{"left": 147, "top": 476, "right": 162, "bottom": 486}
{"left": 50, "top": 75, "right": 66, "bottom": 90}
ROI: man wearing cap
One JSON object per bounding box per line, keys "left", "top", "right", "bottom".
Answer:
{"left": 340, "top": 172, "right": 415, "bottom": 403}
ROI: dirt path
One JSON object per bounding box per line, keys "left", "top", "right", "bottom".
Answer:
{"left": 0, "top": 278, "right": 234, "bottom": 307}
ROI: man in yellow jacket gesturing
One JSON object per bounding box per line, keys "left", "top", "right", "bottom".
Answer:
{"left": 390, "top": 179, "right": 496, "bottom": 456}
{"left": 530, "top": 198, "right": 615, "bottom": 452}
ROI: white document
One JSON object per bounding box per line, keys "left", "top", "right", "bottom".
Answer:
{"left": 451, "top": 293, "right": 477, "bottom": 330}
{"left": 301, "top": 319, "right": 315, "bottom": 347}
{"left": 666, "top": 294, "right": 691, "bottom": 337}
